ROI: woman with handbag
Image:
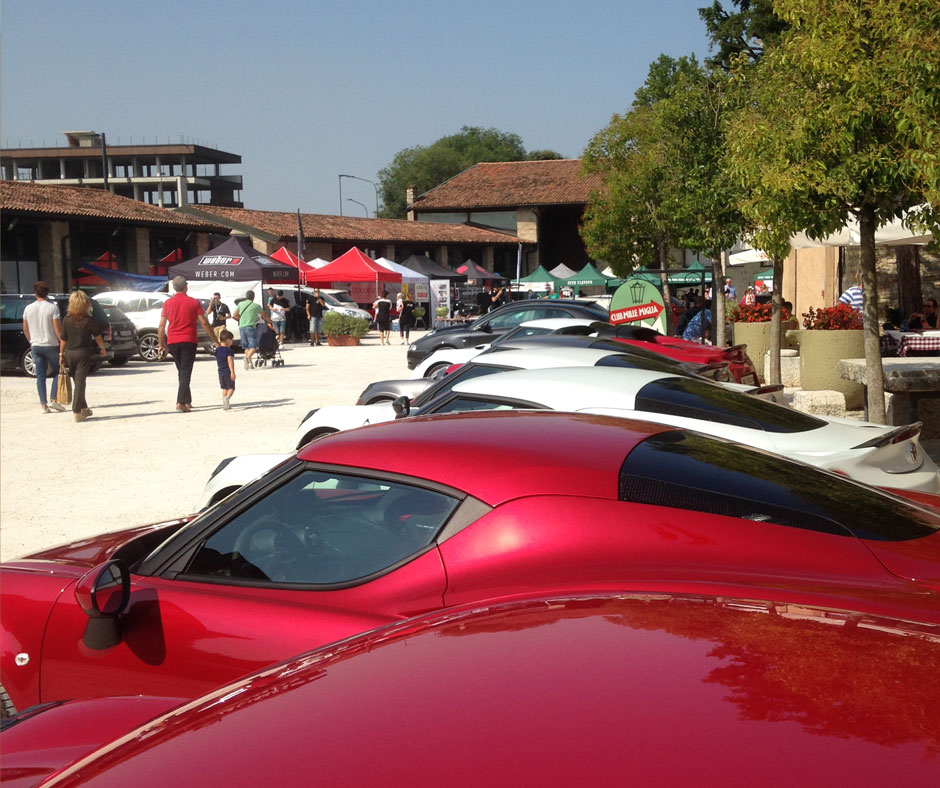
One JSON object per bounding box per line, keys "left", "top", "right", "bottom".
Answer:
{"left": 59, "top": 290, "right": 107, "bottom": 423}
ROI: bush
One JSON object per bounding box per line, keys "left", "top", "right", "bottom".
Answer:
{"left": 731, "top": 301, "right": 773, "bottom": 323}
{"left": 801, "top": 303, "right": 863, "bottom": 330}
{"left": 322, "top": 311, "right": 371, "bottom": 337}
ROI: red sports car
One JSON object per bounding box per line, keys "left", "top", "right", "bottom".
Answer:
{"left": 3, "top": 411, "right": 940, "bottom": 715}
{"left": 4, "top": 592, "right": 940, "bottom": 787}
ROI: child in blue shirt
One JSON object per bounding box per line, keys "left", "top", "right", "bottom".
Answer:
{"left": 215, "top": 330, "right": 236, "bottom": 410}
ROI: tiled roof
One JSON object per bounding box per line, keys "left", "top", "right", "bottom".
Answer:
{"left": 186, "top": 205, "right": 525, "bottom": 245}
{"left": 1, "top": 180, "right": 227, "bottom": 230}
{"left": 412, "top": 159, "right": 603, "bottom": 210}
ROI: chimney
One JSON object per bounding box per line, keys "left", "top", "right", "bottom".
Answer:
{"left": 406, "top": 184, "right": 417, "bottom": 222}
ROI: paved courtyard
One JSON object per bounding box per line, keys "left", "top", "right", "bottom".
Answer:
{"left": 0, "top": 334, "right": 424, "bottom": 560}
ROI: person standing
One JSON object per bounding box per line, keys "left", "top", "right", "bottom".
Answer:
{"left": 306, "top": 289, "right": 326, "bottom": 346}
{"left": 215, "top": 329, "right": 236, "bottom": 410}
{"left": 59, "top": 290, "right": 107, "bottom": 422}
{"left": 205, "top": 292, "right": 231, "bottom": 342}
{"left": 723, "top": 278, "right": 736, "bottom": 299}
{"left": 158, "top": 275, "right": 216, "bottom": 413}
{"left": 398, "top": 291, "right": 416, "bottom": 344}
{"left": 23, "top": 281, "right": 66, "bottom": 413}
{"left": 233, "top": 290, "right": 266, "bottom": 369}
{"left": 270, "top": 290, "right": 290, "bottom": 345}
{"left": 373, "top": 290, "right": 392, "bottom": 345}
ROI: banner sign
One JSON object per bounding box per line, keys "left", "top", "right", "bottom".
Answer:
{"left": 609, "top": 277, "right": 668, "bottom": 334}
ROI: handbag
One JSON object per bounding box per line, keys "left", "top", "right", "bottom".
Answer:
{"left": 56, "top": 363, "right": 72, "bottom": 407}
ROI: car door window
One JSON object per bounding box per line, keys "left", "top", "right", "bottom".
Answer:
{"left": 427, "top": 396, "right": 540, "bottom": 414}
{"left": 0, "top": 298, "right": 26, "bottom": 323}
{"left": 183, "top": 469, "right": 459, "bottom": 586}
{"left": 487, "top": 309, "right": 539, "bottom": 330}
{"left": 119, "top": 298, "right": 143, "bottom": 312}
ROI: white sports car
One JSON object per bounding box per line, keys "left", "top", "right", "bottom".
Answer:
{"left": 410, "top": 317, "right": 598, "bottom": 378}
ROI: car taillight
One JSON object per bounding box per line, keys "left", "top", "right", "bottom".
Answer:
{"left": 852, "top": 422, "right": 922, "bottom": 449}
{"left": 444, "top": 363, "right": 462, "bottom": 375}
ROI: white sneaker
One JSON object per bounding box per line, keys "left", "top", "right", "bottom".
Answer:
{"left": 41, "top": 404, "right": 50, "bottom": 414}
{"left": 244, "top": 356, "right": 251, "bottom": 370}
{"left": 222, "top": 396, "right": 231, "bottom": 411}
{"left": 48, "top": 402, "right": 66, "bottom": 412}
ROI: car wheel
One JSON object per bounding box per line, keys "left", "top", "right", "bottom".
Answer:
{"left": 297, "top": 427, "right": 338, "bottom": 449}
{"left": 109, "top": 354, "right": 130, "bottom": 367}
{"left": 20, "top": 349, "right": 37, "bottom": 377}
{"left": 138, "top": 332, "right": 161, "bottom": 362}
{"left": 425, "top": 362, "right": 449, "bottom": 378}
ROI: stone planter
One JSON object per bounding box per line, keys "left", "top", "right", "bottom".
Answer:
{"left": 732, "top": 322, "right": 773, "bottom": 384}
{"left": 325, "top": 335, "right": 361, "bottom": 347}
{"left": 788, "top": 329, "right": 865, "bottom": 409}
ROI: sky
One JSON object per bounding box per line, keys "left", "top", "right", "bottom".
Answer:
{"left": 2, "top": 0, "right": 715, "bottom": 216}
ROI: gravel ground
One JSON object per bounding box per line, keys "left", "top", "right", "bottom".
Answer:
{"left": 0, "top": 333, "right": 426, "bottom": 561}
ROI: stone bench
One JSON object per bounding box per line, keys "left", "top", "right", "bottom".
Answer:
{"left": 838, "top": 358, "right": 940, "bottom": 436}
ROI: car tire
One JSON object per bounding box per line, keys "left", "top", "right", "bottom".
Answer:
{"left": 109, "top": 354, "right": 130, "bottom": 367}
{"left": 297, "top": 427, "right": 337, "bottom": 449}
{"left": 138, "top": 332, "right": 162, "bottom": 362}
{"left": 20, "top": 349, "right": 37, "bottom": 377}
{"left": 424, "top": 362, "right": 449, "bottom": 378}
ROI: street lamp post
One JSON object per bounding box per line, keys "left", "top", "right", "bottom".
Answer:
{"left": 338, "top": 174, "right": 379, "bottom": 216}
{"left": 345, "top": 198, "right": 369, "bottom": 217}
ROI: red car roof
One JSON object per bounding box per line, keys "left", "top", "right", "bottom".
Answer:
{"left": 297, "top": 411, "right": 673, "bottom": 505}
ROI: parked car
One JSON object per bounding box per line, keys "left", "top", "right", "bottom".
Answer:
{"left": 4, "top": 590, "right": 939, "bottom": 787}
{"left": 5, "top": 411, "right": 940, "bottom": 714}
{"left": 99, "top": 305, "right": 138, "bottom": 367}
{"left": 1, "top": 293, "right": 118, "bottom": 375}
{"left": 93, "top": 291, "right": 215, "bottom": 362}
{"left": 406, "top": 298, "right": 610, "bottom": 369}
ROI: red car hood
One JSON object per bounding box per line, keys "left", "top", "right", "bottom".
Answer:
{"left": 9, "top": 518, "right": 193, "bottom": 571}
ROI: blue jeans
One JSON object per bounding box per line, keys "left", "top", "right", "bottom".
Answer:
{"left": 32, "top": 345, "right": 60, "bottom": 404}
{"left": 240, "top": 325, "right": 258, "bottom": 349}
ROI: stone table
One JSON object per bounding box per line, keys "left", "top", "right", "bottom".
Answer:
{"left": 839, "top": 358, "right": 940, "bottom": 435}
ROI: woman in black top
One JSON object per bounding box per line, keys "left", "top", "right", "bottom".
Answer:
{"left": 398, "top": 293, "right": 416, "bottom": 344}
{"left": 373, "top": 290, "right": 392, "bottom": 346}
{"left": 59, "top": 290, "right": 107, "bottom": 422}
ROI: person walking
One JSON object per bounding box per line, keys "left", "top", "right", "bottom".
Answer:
{"left": 205, "top": 292, "right": 231, "bottom": 342}
{"left": 233, "top": 290, "right": 267, "bottom": 368}
{"left": 398, "top": 291, "right": 416, "bottom": 344}
{"left": 59, "top": 290, "right": 107, "bottom": 422}
{"left": 23, "top": 281, "right": 66, "bottom": 413}
{"left": 306, "top": 289, "right": 326, "bottom": 346}
{"left": 270, "top": 290, "right": 290, "bottom": 345}
{"left": 157, "top": 275, "right": 216, "bottom": 413}
{"left": 215, "top": 329, "right": 236, "bottom": 410}
{"left": 373, "top": 290, "right": 392, "bottom": 345}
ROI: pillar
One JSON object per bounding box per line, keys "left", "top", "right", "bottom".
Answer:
{"left": 127, "top": 227, "right": 151, "bottom": 274}
{"left": 37, "top": 220, "right": 70, "bottom": 291}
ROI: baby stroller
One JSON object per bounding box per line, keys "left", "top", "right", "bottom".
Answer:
{"left": 254, "top": 321, "right": 284, "bottom": 367}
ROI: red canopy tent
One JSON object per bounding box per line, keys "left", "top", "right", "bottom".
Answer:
{"left": 75, "top": 252, "right": 118, "bottom": 287}
{"left": 309, "top": 247, "right": 401, "bottom": 298}
{"left": 270, "top": 246, "right": 319, "bottom": 286}
{"left": 152, "top": 248, "right": 184, "bottom": 277}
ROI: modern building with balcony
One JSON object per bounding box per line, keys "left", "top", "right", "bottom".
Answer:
{"left": 1, "top": 131, "right": 243, "bottom": 208}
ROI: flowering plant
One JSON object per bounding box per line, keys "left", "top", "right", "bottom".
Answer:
{"left": 731, "top": 301, "right": 773, "bottom": 323}
{"left": 801, "top": 303, "right": 863, "bottom": 330}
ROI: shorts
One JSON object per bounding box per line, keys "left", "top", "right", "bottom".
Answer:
{"left": 271, "top": 318, "right": 286, "bottom": 334}
{"left": 218, "top": 371, "right": 235, "bottom": 391}
{"left": 240, "top": 324, "right": 258, "bottom": 349}
{"left": 309, "top": 316, "right": 323, "bottom": 333}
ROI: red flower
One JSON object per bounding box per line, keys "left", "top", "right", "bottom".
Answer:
{"left": 731, "top": 302, "right": 774, "bottom": 323}
{"left": 801, "top": 303, "right": 863, "bottom": 330}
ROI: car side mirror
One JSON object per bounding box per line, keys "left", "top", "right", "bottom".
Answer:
{"left": 478, "top": 322, "right": 492, "bottom": 333}
{"left": 75, "top": 560, "right": 130, "bottom": 619}
{"left": 392, "top": 395, "right": 411, "bottom": 418}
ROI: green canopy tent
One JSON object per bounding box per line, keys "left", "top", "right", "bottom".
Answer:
{"left": 666, "top": 260, "right": 713, "bottom": 286}
{"left": 754, "top": 267, "right": 774, "bottom": 282}
{"left": 562, "top": 262, "right": 610, "bottom": 295}
{"left": 519, "top": 265, "right": 561, "bottom": 294}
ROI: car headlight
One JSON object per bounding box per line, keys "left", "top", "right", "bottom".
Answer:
{"left": 409, "top": 343, "right": 416, "bottom": 351}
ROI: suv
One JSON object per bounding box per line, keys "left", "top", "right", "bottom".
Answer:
{"left": 0, "top": 293, "right": 126, "bottom": 376}
{"left": 406, "top": 298, "right": 610, "bottom": 369}
{"left": 94, "top": 291, "right": 215, "bottom": 361}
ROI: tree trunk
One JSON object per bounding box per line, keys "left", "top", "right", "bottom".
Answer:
{"left": 768, "top": 256, "right": 784, "bottom": 385}
{"left": 896, "top": 245, "right": 922, "bottom": 323}
{"left": 859, "top": 205, "right": 886, "bottom": 423}
{"left": 713, "top": 255, "right": 726, "bottom": 347}
{"left": 657, "top": 237, "right": 674, "bottom": 334}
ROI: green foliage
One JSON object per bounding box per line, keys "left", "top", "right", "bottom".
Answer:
{"left": 698, "top": 0, "right": 788, "bottom": 69}
{"left": 322, "top": 311, "right": 370, "bottom": 337}
{"left": 377, "top": 126, "right": 562, "bottom": 219}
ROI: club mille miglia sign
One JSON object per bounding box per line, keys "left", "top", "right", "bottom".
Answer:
{"left": 609, "top": 277, "right": 668, "bottom": 334}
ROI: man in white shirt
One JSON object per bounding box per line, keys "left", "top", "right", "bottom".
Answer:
{"left": 22, "top": 281, "right": 66, "bottom": 413}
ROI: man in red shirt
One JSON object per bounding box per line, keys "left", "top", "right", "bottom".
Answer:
{"left": 158, "top": 276, "right": 217, "bottom": 412}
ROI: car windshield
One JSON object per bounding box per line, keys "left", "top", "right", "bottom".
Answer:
{"left": 635, "top": 378, "right": 825, "bottom": 432}
{"left": 327, "top": 291, "right": 357, "bottom": 305}
{"left": 621, "top": 431, "right": 940, "bottom": 541}
{"left": 183, "top": 469, "right": 460, "bottom": 585}
{"left": 412, "top": 362, "right": 517, "bottom": 409}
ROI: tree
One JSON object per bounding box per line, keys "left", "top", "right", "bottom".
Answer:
{"left": 726, "top": 0, "right": 940, "bottom": 422}
{"left": 376, "top": 127, "right": 561, "bottom": 219}
{"left": 698, "top": 0, "right": 788, "bottom": 69}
